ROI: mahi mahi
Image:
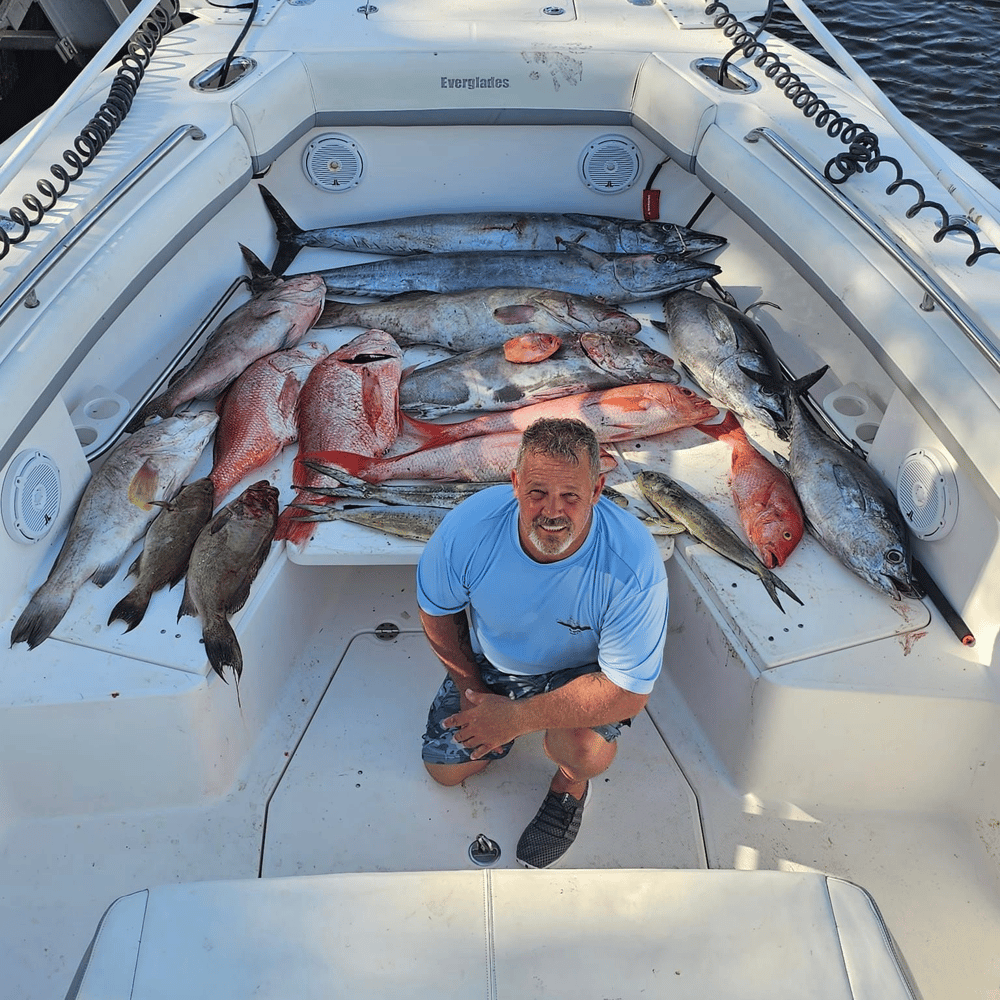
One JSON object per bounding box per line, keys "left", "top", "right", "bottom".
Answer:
{"left": 260, "top": 184, "right": 727, "bottom": 273}
{"left": 297, "top": 241, "right": 721, "bottom": 303}
{"left": 636, "top": 469, "right": 802, "bottom": 613}
{"left": 10, "top": 411, "right": 220, "bottom": 649}
{"left": 399, "top": 331, "right": 679, "bottom": 419}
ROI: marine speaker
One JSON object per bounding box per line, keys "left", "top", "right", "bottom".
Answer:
{"left": 2, "top": 450, "right": 61, "bottom": 545}
{"left": 302, "top": 133, "right": 365, "bottom": 192}
{"left": 895, "top": 447, "right": 958, "bottom": 541}
{"left": 578, "top": 134, "right": 641, "bottom": 194}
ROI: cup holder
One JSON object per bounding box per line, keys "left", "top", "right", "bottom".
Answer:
{"left": 821, "top": 383, "right": 884, "bottom": 453}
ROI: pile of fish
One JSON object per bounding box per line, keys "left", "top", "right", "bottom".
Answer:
{"left": 8, "top": 190, "right": 925, "bottom": 694}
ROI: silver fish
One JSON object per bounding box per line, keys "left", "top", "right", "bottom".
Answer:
{"left": 780, "top": 393, "right": 921, "bottom": 600}
{"left": 300, "top": 468, "right": 495, "bottom": 507}
{"left": 10, "top": 411, "right": 219, "bottom": 649}
{"left": 297, "top": 241, "right": 721, "bottom": 304}
{"left": 314, "top": 286, "right": 642, "bottom": 351}
{"left": 260, "top": 185, "right": 727, "bottom": 272}
{"left": 178, "top": 480, "right": 280, "bottom": 695}
{"left": 107, "top": 477, "right": 216, "bottom": 632}
{"left": 657, "top": 289, "right": 824, "bottom": 436}
{"left": 125, "top": 246, "right": 326, "bottom": 432}
{"left": 399, "top": 331, "right": 679, "bottom": 419}
{"left": 289, "top": 503, "right": 450, "bottom": 542}
{"left": 636, "top": 469, "right": 802, "bottom": 613}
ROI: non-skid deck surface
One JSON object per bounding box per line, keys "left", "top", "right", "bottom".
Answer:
{"left": 262, "top": 630, "right": 705, "bottom": 876}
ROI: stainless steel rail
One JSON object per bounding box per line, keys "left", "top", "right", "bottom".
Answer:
{"left": 0, "top": 124, "right": 205, "bottom": 351}
{"left": 745, "top": 126, "right": 1000, "bottom": 374}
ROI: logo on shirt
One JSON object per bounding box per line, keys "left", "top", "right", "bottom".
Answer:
{"left": 557, "top": 618, "right": 592, "bottom": 635}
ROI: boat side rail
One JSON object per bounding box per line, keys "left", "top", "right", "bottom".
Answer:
{"left": 745, "top": 126, "right": 1000, "bottom": 375}
{"left": 0, "top": 124, "right": 206, "bottom": 351}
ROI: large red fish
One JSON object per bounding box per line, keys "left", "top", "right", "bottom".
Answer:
{"left": 402, "top": 382, "right": 718, "bottom": 451}
{"left": 697, "top": 410, "right": 804, "bottom": 568}
{"left": 276, "top": 329, "right": 403, "bottom": 546}
{"left": 210, "top": 341, "right": 329, "bottom": 505}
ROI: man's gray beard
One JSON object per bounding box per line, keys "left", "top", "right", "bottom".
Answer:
{"left": 528, "top": 522, "right": 575, "bottom": 557}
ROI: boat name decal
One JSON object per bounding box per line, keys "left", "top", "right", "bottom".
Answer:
{"left": 440, "top": 76, "right": 510, "bottom": 89}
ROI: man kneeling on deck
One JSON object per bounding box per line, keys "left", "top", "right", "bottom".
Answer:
{"left": 417, "top": 417, "right": 669, "bottom": 868}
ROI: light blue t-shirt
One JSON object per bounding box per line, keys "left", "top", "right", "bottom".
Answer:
{"left": 416, "top": 484, "right": 668, "bottom": 695}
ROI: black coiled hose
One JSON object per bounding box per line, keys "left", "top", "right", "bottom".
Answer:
{"left": 704, "top": 0, "right": 999, "bottom": 267}
{"left": 0, "top": 0, "right": 181, "bottom": 262}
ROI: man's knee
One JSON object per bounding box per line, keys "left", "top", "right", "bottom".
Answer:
{"left": 543, "top": 727, "right": 617, "bottom": 774}
{"left": 424, "top": 759, "right": 490, "bottom": 786}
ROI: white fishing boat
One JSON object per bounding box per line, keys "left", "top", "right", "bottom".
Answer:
{"left": 2, "top": 0, "right": 998, "bottom": 997}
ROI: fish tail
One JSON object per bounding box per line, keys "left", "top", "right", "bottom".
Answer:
{"left": 107, "top": 588, "right": 152, "bottom": 632}
{"left": 10, "top": 586, "right": 74, "bottom": 649}
{"left": 202, "top": 616, "right": 243, "bottom": 686}
{"left": 124, "top": 393, "right": 173, "bottom": 435}
{"left": 275, "top": 492, "right": 323, "bottom": 545}
{"left": 299, "top": 448, "right": 373, "bottom": 482}
{"left": 258, "top": 185, "right": 305, "bottom": 275}
{"left": 695, "top": 409, "right": 742, "bottom": 442}
{"left": 760, "top": 568, "right": 804, "bottom": 613}
{"left": 399, "top": 411, "right": 456, "bottom": 448}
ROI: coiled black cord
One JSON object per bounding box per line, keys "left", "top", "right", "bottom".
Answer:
{"left": 0, "top": 0, "right": 180, "bottom": 262}
{"left": 704, "top": 0, "right": 998, "bottom": 267}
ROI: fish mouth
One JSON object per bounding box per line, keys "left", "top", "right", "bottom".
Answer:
{"left": 882, "top": 573, "right": 924, "bottom": 602}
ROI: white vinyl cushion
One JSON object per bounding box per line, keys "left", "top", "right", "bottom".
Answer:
{"left": 70, "top": 869, "right": 915, "bottom": 1000}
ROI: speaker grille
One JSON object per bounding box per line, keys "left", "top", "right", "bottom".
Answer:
{"left": 2, "top": 450, "right": 61, "bottom": 544}
{"left": 896, "top": 447, "right": 958, "bottom": 540}
{"left": 579, "top": 135, "right": 641, "bottom": 194}
{"left": 303, "top": 134, "right": 365, "bottom": 192}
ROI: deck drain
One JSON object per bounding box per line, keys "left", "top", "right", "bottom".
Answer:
{"left": 468, "top": 834, "right": 501, "bottom": 867}
{"left": 374, "top": 622, "right": 399, "bottom": 640}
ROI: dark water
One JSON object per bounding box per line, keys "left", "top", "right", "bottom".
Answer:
{"left": 758, "top": 0, "right": 1000, "bottom": 187}
{"left": 1, "top": 2, "right": 997, "bottom": 188}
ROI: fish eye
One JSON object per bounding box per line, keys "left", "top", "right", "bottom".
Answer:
{"left": 655, "top": 254, "right": 669, "bottom": 263}
{"left": 886, "top": 549, "right": 904, "bottom": 565}
{"left": 782, "top": 531, "right": 792, "bottom": 540}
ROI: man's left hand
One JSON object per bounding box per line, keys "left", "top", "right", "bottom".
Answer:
{"left": 444, "top": 689, "right": 527, "bottom": 760}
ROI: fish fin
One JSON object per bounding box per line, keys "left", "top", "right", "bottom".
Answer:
{"left": 761, "top": 568, "right": 804, "bottom": 612}
{"left": 299, "top": 449, "right": 371, "bottom": 482}
{"left": 107, "top": 589, "right": 151, "bottom": 632}
{"left": 556, "top": 238, "right": 608, "bottom": 269}
{"left": 257, "top": 186, "right": 305, "bottom": 275}
{"left": 695, "top": 409, "right": 742, "bottom": 442}
{"left": 831, "top": 462, "right": 870, "bottom": 513}
{"left": 276, "top": 494, "right": 323, "bottom": 545}
{"left": 788, "top": 364, "right": 830, "bottom": 395}
{"left": 503, "top": 334, "right": 562, "bottom": 363}
{"left": 177, "top": 584, "right": 197, "bottom": 621}
{"left": 91, "top": 558, "right": 125, "bottom": 588}
{"left": 124, "top": 394, "right": 173, "bottom": 434}
{"left": 127, "top": 459, "right": 161, "bottom": 511}
{"left": 239, "top": 243, "right": 284, "bottom": 294}
{"left": 10, "top": 588, "right": 73, "bottom": 649}
{"left": 360, "top": 368, "right": 386, "bottom": 430}
{"left": 202, "top": 616, "right": 243, "bottom": 683}
{"left": 706, "top": 302, "right": 739, "bottom": 347}
{"left": 125, "top": 550, "right": 142, "bottom": 579}
{"left": 494, "top": 304, "right": 538, "bottom": 325}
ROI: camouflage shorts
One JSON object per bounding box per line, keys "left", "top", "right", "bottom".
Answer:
{"left": 421, "top": 660, "right": 629, "bottom": 765}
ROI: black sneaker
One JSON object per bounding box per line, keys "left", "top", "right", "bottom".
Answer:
{"left": 516, "top": 783, "right": 590, "bottom": 869}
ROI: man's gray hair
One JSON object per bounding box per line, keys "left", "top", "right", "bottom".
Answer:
{"left": 516, "top": 418, "right": 600, "bottom": 478}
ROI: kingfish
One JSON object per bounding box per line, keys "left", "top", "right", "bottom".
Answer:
{"left": 635, "top": 469, "right": 803, "bottom": 613}
{"left": 779, "top": 391, "right": 922, "bottom": 600}
{"left": 125, "top": 246, "right": 326, "bottom": 433}
{"left": 107, "top": 477, "right": 216, "bottom": 632}
{"left": 697, "top": 410, "right": 805, "bottom": 568}
{"left": 314, "top": 286, "right": 642, "bottom": 351}
{"left": 260, "top": 184, "right": 727, "bottom": 273}
{"left": 178, "top": 480, "right": 280, "bottom": 698}
{"left": 10, "top": 411, "right": 219, "bottom": 649}
{"left": 296, "top": 241, "right": 721, "bottom": 303}
{"left": 657, "top": 288, "right": 825, "bottom": 436}
{"left": 399, "top": 331, "right": 679, "bottom": 419}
